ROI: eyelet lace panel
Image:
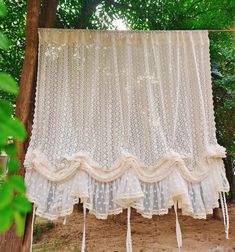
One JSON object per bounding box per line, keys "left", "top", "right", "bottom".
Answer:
{"left": 25, "top": 29, "right": 229, "bottom": 223}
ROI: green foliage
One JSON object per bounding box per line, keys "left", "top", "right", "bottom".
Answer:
{"left": 7, "top": 158, "right": 20, "bottom": 173}
{"left": 0, "top": 0, "right": 7, "bottom": 17}
{"left": 0, "top": 72, "right": 18, "bottom": 94}
{"left": 119, "top": 0, "right": 235, "bottom": 30}
{"left": 0, "top": 31, "right": 10, "bottom": 50}
{"left": 14, "top": 211, "right": 25, "bottom": 236}
{"left": 33, "top": 221, "right": 55, "bottom": 243}
{"left": 0, "top": 97, "right": 26, "bottom": 145}
{"left": 214, "top": 72, "right": 235, "bottom": 155}
{"left": 4, "top": 143, "right": 17, "bottom": 157}
{"left": 0, "top": 0, "right": 26, "bottom": 104}
{"left": 8, "top": 175, "right": 26, "bottom": 193}
{"left": 0, "top": 207, "right": 14, "bottom": 232}
{"left": 0, "top": 182, "right": 14, "bottom": 208}
{"left": 0, "top": 0, "right": 31, "bottom": 236}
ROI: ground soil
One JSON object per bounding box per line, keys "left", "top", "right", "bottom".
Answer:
{"left": 33, "top": 203, "right": 235, "bottom": 252}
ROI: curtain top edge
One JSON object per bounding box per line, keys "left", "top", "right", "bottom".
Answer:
{"left": 38, "top": 28, "right": 208, "bottom": 33}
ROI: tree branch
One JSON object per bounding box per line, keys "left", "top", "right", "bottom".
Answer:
{"left": 75, "top": 0, "right": 103, "bottom": 28}
{"left": 104, "top": 0, "right": 131, "bottom": 10}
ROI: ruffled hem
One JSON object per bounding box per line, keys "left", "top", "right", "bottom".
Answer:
{"left": 24, "top": 144, "right": 227, "bottom": 183}
{"left": 24, "top": 144, "right": 229, "bottom": 221}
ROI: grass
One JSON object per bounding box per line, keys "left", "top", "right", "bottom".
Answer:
{"left": 33, "top": 242, "right": 81, "bottom": 252}
{"left": 33, "top": 221, "right": 55, "bottom": 243}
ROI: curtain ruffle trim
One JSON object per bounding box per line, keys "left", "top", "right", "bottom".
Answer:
{"left": 24, "top": 144, "right": 229, "bottom": 221}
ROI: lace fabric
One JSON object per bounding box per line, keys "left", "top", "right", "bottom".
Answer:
{"left": 24, "top": 29, "right": 229, "bottom": 226}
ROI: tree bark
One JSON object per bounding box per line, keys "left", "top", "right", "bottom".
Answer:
{"left": 224, "top": 155, "right": 235, "bottom": 200}
{"left": 0, "top": 0, "right": 41, "bottom": 249}
{"left": 15, "top": 0, "right": 41, "bottom": 178}
{"left": 40, "top": 0, "right": 58, "bottom": 28}
{"left": 0, "top": 1, "right": 58, "bottom": 251}
{"left": 22, "top": 1, "right": 58, "bottom": 251}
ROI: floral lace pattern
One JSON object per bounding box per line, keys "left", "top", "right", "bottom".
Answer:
{"left": 24, "top": 29, "right": 229, "bottom": 221}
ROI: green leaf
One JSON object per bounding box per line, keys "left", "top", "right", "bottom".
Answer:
{"left": 0, "top": 72, "right": 18, "bottom": 95}
{"left": 0, "top": 127, "right": 9, "bottom": 146}
{"left": 0, "top": 1, "right": 7, "bottom": 17}
{"left": 7, "top": 159, "right": 20, "bottom": 173}
{"left": 0, "top": 208, "right": 14, "bottom": 233}
{"left": 13, "top": 195, "right": 32, "bottom": 213}
{"left": 8, "top": 119, "right": 27, "bottom": 141}
{"left": 14, "top": 211, "right": 25, "bottom": 236}
{"left": 0, "top": 99, "right": 13, "bottom": 118}
{"left": 4, "top": 144, "right": 17, "bottom": 157}
{"left": 0, "top": 182, "right": 14, "bottom": 209}
{"left": 9, "top": 175, "right": 26, "bottom": 193}
{"left": 0, "top": 118, "right": 27, "bottom": 141}
{"left": 0, "top": 31, "right": 10, "bottom": 50}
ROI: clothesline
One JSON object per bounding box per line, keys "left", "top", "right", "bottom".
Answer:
{"left": 208, "top": 30, "right": 235, "bottom": 32}
{"left": 38, "top": 28, "right": 235, "bottom": 33}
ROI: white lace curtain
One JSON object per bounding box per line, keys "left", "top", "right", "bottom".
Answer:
{"left": 24, "top": 29, "right": 230, "bottom": 250}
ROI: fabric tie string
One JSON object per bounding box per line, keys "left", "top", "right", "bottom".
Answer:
{"left": 220, "top": 192, "right": 229, "bottom": 239}
{"left": 81, "top": 203, "right": 86, "bottom": 252}
{"left": 30, "top": 204, "right": 36, "bottom": 252}
{"left": 63, "top": 216, "right": 67, "bottom": 225}
{"left": 81, "top": 202, "right": 86, "bottom": 252}
{"left": 126, "top": 207, "right": 132, "bottom": 252}
{"left": 174, "top": 202, "right": 182, "bottom": 252}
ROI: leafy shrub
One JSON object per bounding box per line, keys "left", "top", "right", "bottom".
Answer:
{"left": 0, "top": 0, "right": 32, "bottom": 236}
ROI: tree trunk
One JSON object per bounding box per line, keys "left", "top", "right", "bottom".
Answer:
{"left": 0, "top": 1, "right": 58, "bottom": 251}
{"left": 22, "top": 1, "right": 58, "bottom": 251}
{"left": 15, "top": 0, "right": 41, "bottom": 178}
{"left": 40, "top": 0, "right": 58, "bottom": 28}
{"left": 224, "top": 155, "right": 235, "bottom": 200}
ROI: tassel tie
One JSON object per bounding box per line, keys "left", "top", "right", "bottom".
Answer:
{"left": 220, "top": 192, "right": 229, "bottom": 239}
{"left": 126, "top": 207, "right": 132, "bottom": 252}
{"left": 174, "top": 202, "right": 182, "bottom": 252}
